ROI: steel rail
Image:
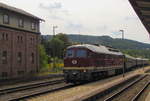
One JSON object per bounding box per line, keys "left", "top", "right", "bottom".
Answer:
{"left": 9, "top": 84, "right": 73, "bottom": 101}
{"left": 131, "top": 81, "right": 150, "bottom": 101}
{"left": 0, "top": 79, "right": 64, "bottom": 95}
{"left": 104, "top": 75, "right": 147, "bottom": 101}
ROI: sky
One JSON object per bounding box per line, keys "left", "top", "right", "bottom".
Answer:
{"left": 0, "top": 0, "right": 150, "bottom": 43}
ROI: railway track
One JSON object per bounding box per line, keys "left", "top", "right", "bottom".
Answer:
{"left": 9, "top": 84, "right": 74, "bottom": 101}
{"left": 131, "top": 81, "right": 150, "bottom": 101}
{"left": 0, "top": 79, "right": 64, "bottom": 95}
{"left": 83, "top": 74, "right": 150, "bottom": 101}
{"left": 26, "top": 70, "right": 145, "bottom": 101}
{"left": 0, "top": 74, "right": 64, "bottom": 86}
{"left": 0, "top": 79, "right": 73, "bottom": 101}
{"left": 18, "top": 73, "right": 135, "bottom": 101}
{"left": 103, "top": 75, "right": 150, "bottom": 101}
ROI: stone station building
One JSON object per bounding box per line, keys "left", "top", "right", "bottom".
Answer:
{"left": 0, "top": 3, "right": 43, "bottom": 79}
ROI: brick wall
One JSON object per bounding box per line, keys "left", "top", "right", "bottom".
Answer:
{"left": 0, "top": 27, "right": 40, "bottom": 78}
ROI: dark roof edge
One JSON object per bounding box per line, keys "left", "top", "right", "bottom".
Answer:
{"left": 0, "top": 2, "right": 44, "bottom": 22}
{"left": 129, "top": 0, "right": 150, "bottom": 34}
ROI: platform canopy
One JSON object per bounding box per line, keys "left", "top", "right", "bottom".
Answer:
{"left": 129, "top": 0, "right": 150, "bottom": 34}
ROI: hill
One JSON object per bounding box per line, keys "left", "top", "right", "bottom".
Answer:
{"left": 42, "top": 34, "right": 150, "bottom": 50}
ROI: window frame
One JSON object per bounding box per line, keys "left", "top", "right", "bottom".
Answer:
{"left": 18, "top": 18, "right": 24, "bottom": 28}
{"left": 31, "top": 53, "right": 34, "bottom": 64}
{"left": 66, "top": 49, "right": 74, "bottom": 58}
{"left": 17, "top": 52, "right": 22, "bottom": 64}
{"left": 2, "top": 51, "right": 7, "bottom": 64}
{"left": 2, "top": 33, "right": 5, "bottom": 40}
{"left": 31, "top": 22, "right": 36, "bottom": 30}
{"left": 3, "top": 14, "right": 9, "bottom": 24}
{"left": 76, "top": 49, "right": 87, "bottom": 58}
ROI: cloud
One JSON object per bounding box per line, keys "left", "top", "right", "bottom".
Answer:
{"left": 41, "top": 0, "right": 150, "bottom": 43}
{"left": 66, "top": 22, "right": 83, "bottom": 31}
{"left": 39, "top": 2, "right": 69, "bottom": 15}
{"left": 38, "top": 2, "right": 70, "bottom": 20}
{"left": 97, "top": 25, "right": 109, "bottom": 32}
{"left": 39, "top": 2, "right": 62, "bottom": 11}
{"left": 124, "top": 16, "right": 139, "bottom": 21}
{"left": 111, "top": 31, "right": 121, "bottom": 35}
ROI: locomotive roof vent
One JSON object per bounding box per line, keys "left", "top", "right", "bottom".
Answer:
{"left": 108, "top": 48, "right": 119, "bottom": 52}
{"left": 105, "top": 45, "right": 116, "bottom": 49}
{"left": 93, "top": 44, "right": 100, "bottom": 46}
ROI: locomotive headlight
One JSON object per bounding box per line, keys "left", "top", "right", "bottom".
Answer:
{"left": 83, "top": 70, "right": 86, "bottom": 72}
{"left": 72, "top": 60, "right": 77, "bottom": 64}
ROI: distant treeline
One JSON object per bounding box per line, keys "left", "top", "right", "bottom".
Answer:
{"left": 122, "top": 49, "right": 150, "bottom": 59}
{"left": 41, "top": 34, "right": 150, "bottom": 59}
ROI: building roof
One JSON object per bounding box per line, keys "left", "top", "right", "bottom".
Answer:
{"left": 0, "top": 2, "right": 44, "bottom": 21}
{"left": 129, "top": 0, "right": 150, "bottom": 34}
{"left": 67, "top": 44, "right": 123, "bottom": 56}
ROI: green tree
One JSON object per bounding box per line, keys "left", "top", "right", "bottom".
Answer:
{"left": 40, "top": 33, "right": 71, "bottom": 59}
{"left": 47, "top": 33, "right": 71, "bottom": 58}
{"left": 39, "top": 44, "right": 48, "bottom": 70}
{"left": 48, "top": 37, "right": 64, "bottom": 58}
{"left": 55, "top": 33, "right": 71, "bottom": 47}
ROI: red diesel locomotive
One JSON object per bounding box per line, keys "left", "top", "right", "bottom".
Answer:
{"left": 63, "top": 44, "right": 125, "bottom": 83}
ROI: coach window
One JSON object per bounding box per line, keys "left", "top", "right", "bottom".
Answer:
{"left": 76, "top": 49, "right": 87, "bottom": 58}
{"left": 3, "top": 14, "right": 9, "bottom": 24}
{"left": 2, "top": 51, "right": 7, "bottom": 64}
{"left": 66, "top": 50, "right": 74, "bottom": 58}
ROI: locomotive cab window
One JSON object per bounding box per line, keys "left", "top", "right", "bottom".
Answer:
{"left": 76, "top": 49, "right": 87, "bottom": 58}
{"left": 66, "top": 49, "right": 74, "bottom": 58}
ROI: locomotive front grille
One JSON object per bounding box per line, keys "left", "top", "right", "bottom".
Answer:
{"left": 63, "top": 69, "right": 91, "bottom": 81}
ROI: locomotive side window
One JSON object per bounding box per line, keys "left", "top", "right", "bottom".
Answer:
{"left": 66, "top": 50, "right": 74, "bottom": 57}
{"left": 76, "top": 49, "right": 87, "bottom": 58}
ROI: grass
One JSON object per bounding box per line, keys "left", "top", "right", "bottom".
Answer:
{"left": 38, "top": 62, "right": 64, "bottom": 76}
